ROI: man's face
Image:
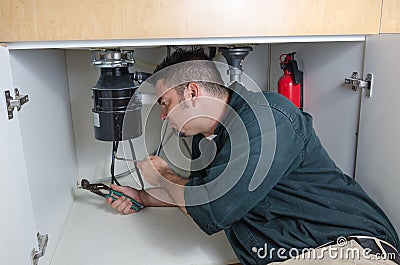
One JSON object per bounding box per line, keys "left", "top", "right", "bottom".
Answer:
{"left": 156, "top": 82, "right": 199, "bottom": 137}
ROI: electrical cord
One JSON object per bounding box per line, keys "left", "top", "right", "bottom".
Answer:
{"left": 156, "top": 122, "right": 169, "bottom": 156}
{"left": 96, "top": 168, "right": 134, "bottom": 183}
{"left": 111, "top": 141, "right": 121, "bottom": 186}
{"left": 98, "top": 132, "right": 173, "bottom": 184}
{"left": 128, "top": 139, "right": 145, "bottom": 190}
{"left": 100, "top": 126, "right": 191, "bottom": 186}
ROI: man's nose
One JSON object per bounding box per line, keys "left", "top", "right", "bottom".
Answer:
{"left": 160, "top": 110, "right": 167, "bottom": 120}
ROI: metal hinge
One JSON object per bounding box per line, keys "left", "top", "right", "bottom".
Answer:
{"left": 31, "top": 233, "right": 48, "bottom": 265}
{"left": 4, "top": 88, "right": 29, "bottom": 119}
{"left": 344, "top": 72, "right": 374, "bottom": 98}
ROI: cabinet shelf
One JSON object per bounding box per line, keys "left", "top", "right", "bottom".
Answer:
{"left": 51, "top": 193, "right": 238, "bottom": 265}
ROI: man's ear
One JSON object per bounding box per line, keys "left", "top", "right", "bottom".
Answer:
{"left": 186, "top": 82, "right": 200, "bottom": 107}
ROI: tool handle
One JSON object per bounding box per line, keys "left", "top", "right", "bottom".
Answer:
{"left": 106, "top": 194, "right": 140, "bottom": 212}
{"left": 106, "top": 190, "right": 145, "bottom": 211}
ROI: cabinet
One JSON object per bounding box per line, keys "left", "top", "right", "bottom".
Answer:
{"left": 381, "top": 0, "right": 400, "bottom": 33}
{"left": 1, "top": 34, "right": 400, "bottom": 264}
{"left": 0, "top": 0, "right": 382, "bottom": 42}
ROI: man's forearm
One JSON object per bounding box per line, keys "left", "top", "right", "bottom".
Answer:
{"left": 161, "top": 170, "right": 189, "bottom": 215}
{"left": 139, "top": 188, "right": 174, "bottom": 207}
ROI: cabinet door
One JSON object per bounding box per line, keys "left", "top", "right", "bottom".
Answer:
{"left": 356, "top": 34, "right": 400, "bottom": 233}
{"left": 0, "top": 46, "right": 38, "bottom": 264}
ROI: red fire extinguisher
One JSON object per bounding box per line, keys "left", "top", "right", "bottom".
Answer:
{"left": 278, "top": 52, "right": 304, "bottom": 110}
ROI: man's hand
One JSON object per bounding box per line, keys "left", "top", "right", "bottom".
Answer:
{"left": 137, "top": 155, "right": 188, "bottom": 214}
{"left": 105, "top": 184, "right": 144, "bottom": 215}
{"left": 137, "top": 156, "right": 171, "bottom": 186}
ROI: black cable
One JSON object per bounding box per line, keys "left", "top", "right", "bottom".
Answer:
{"left": 156, "top": 122, "right": 169, "bottom": 156}
{"left": 128, "top": 139, "right": 145, "bottom": 190}
{"left": 111, "top": 141, "right": 121, "bottom": 186}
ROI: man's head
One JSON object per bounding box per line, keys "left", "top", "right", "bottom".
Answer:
{"left": 152, "top": 48, "right": 230, "bottom": 137}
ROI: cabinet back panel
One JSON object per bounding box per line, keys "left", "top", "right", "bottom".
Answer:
{"left": 270, "top": 42, "right": 365, "bottom": 177}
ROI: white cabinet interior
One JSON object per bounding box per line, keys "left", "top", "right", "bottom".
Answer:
{"left": 4, "top": 36, "right": 399, "bottom": 264}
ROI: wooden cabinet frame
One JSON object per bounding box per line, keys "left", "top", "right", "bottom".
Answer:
{"left": 0, "top": 0, "right": 382, "bottom": 42}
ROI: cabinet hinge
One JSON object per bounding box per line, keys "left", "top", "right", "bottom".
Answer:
{"left": 344, "top": 72, "right": 374, "bottom": 98}
{"left": 31, "top": 233, "right": 48, "bottom": 265}
{"left": 4, "top": 88, "right": 29, "bottom": 119}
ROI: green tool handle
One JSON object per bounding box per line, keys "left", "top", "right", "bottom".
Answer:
{"left": 106, "top": 190, "right": 145, "bottom": 212}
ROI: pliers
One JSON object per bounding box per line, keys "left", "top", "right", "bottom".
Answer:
{"left": 81, "top": 179, "right": 145, "bottom": 212}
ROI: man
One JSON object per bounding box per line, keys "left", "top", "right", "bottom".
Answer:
{"left": 106, "top": 48, "right": 400, "bottom": 264}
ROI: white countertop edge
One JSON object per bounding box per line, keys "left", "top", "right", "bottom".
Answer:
{"left": 4, "top": 35, "right": 366, "bottom": 50}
